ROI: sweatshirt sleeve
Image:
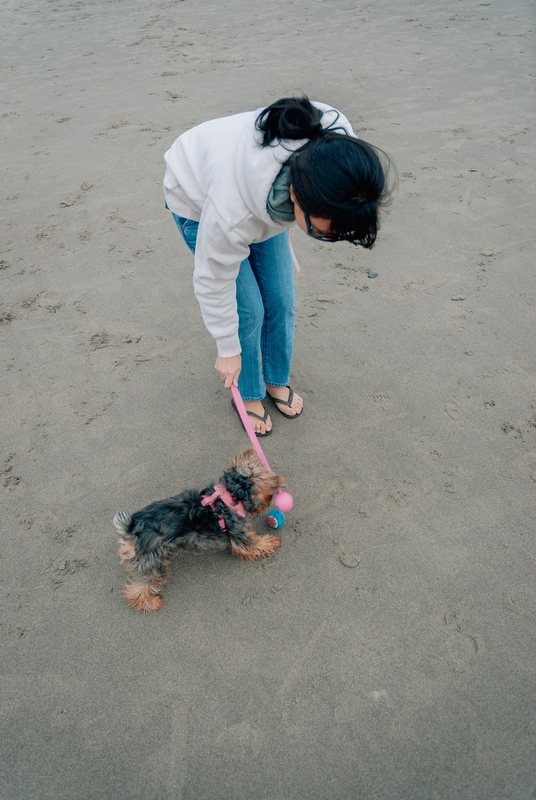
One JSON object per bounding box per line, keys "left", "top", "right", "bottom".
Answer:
{"left": 193, "top": 199, "right": 251, "bottom": 358}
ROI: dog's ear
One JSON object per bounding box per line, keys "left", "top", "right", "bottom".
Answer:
{"left": 225, "top": 450, "right": 286, "bottom": 514}
{"left": 223, "top": 466, "right": 257, "bottom": 511}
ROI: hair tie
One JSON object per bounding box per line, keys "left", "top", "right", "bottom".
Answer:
{"left": 307, "top": 122, "right": 324, "bottom": 139}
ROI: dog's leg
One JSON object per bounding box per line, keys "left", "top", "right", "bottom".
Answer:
{"left": 118, "top": 536, "right": 170, "bottom": 612}
{"left": 123, "top": 577, "right": 167, "bottom": 613}
{"left": 230, "top": 530, "right": 281, "bottom": 561}
{"left": 121, "top": 563, "right": 171, "bottom": 613}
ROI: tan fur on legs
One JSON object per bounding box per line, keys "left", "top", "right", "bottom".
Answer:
{"left": 230, "top": 530, "right": 281, "bottom": 561}
{"left": 119, "top": 534, "right": 171, "bottom": 611}
{"left": 118, "top": 538, "right": 136, "bottom": 564}
{"left": 123, "top": 582, "right": 164, "bottom": 612}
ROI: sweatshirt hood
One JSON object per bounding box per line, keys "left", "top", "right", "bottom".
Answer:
{"left": 235, "top": 103, "right": 356, "bottom": 228}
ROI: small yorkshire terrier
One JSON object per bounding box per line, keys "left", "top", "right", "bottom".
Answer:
{"left": 114, "top": 448, "right": 285, "bottom": 612}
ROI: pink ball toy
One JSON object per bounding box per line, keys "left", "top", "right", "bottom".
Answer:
{"left": 274, "top": 491, "right": 293, "bottom": 513}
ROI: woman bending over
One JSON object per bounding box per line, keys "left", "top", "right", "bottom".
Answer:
{"left": 163, "top": 95, "right": 394, "bottom": 435}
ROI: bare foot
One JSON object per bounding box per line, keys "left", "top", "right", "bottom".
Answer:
{"left": 243, "top": 400, "right": 272, "bottom": 435}
{"left": 265, "top": 385, "right": 303, "bottom": 417}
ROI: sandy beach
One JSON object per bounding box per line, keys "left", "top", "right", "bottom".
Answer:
{"left": 1, "top": 0, "right": 535, "bottom": 797}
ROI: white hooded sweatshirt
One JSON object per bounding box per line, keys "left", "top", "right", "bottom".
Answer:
{"left": 163, "top": 102, "right": 356, "bottom": 358}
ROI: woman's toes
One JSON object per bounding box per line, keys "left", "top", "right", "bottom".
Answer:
{"left": 265, "top": 385, "right": 303, "bottom": 418}
{"left": 243, "top": 401, "right": 272, "bottom": 435}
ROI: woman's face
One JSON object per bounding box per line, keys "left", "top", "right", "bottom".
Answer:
{"left": 290, "top": 185, "right": 333, "bottom": 239}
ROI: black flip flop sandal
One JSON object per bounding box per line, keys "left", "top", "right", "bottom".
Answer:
{"left": 231, "top": 399, "right": 272, "bottom": 437}
{"left": 266, "top": 385, "right": 303, "bottom": 419}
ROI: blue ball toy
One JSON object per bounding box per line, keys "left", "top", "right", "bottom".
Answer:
{"left": 266, "top": 509, "right": 285, "bottom": 529}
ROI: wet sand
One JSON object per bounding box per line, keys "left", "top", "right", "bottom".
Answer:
{"left": 1, "top": 0, "right": 535, "bottom": 797}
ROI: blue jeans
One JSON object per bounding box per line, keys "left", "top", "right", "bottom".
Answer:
{"left": 171, "top": 213, "right": 296, "bottom": 401}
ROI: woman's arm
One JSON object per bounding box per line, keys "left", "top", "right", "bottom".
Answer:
{"left": 193, "top": 200, "right": 250, "bottom": 359}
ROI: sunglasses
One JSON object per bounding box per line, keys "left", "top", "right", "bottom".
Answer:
{"left": 303, "top": 210, "right": 358, "bottom": 246}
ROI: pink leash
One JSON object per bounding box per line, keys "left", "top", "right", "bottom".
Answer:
{"left": 230, "top": 384, "right": 294, "bottom": 518}
{"left": 230, "top": 384, "right": 273, "bottom": 472}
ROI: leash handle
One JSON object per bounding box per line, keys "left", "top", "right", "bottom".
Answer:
{"left": 230, "top": 384, "right": 272, "bottom": 472}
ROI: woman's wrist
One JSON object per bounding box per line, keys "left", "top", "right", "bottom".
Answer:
{"left": 215, "top": 355, "right": 242, "bottom": 388}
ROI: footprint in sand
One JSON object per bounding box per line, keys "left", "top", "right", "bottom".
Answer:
{"left": 445, "top": 400, "right": 459, "bottom": 418}
{"left": 442, "top": 607, "right": 480, "bottom": 673}
{"left": 445, "top": 399, "right": 467, "bottom": 425}
{"left": 339, "top": 554, "right": 360, "bottom": 568}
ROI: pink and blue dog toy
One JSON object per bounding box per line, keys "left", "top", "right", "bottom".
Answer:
{"left": 230, "top": 384, "right": 293, "bottom": 528}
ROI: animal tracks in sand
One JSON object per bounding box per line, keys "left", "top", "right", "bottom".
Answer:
{"left": 87, "top": 330, "right": 182, "bottom": 368}
{"left": 89, "top": 331, "right": 116, "bottom": 350}
{"left": 18, "top": 514, "right": 89, "bottom": 592}
{"left": 0, "top": 291, "right": 61, "bottom": 325}
{"left": 70, "top": 387, "right": 118, "bottom": 426}
{"left": 51, "top": 558, "right": 89, "bottom": 590}
{"left": 449, "top": 304, "right": 476, "bottom": 328}
{"left": 381, "top": 480, "right": 415, "bottom": 509}
{"left": 444, "top": 393, "right": 486, "bottom": 427}
{"left": 2, "top": 453, "right": 21, "bottom": 491}
{"left": 51, "top": 526, "right": 79, "bottom": 545}
{"left": 365, "top": 392, "right": 391, "bottom": 412}
{"left": 445, "top": 380, "right": 536, "bottom": 450}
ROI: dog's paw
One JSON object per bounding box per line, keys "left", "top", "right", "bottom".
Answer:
{"left": 256, "top": 533, "right": 282, "bottom": 558}
{"left": 231, "top": 532, "right": 281, "bottom": 561}
{"left": 123, "top": 583, "right": 164, "bottom": 612}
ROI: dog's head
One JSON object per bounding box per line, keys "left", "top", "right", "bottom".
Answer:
{"left": 223, "top": 448, "right": 286, "bottom": 515}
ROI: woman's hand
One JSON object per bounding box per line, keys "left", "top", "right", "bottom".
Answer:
{"left": 215, "top": 355, "right": 241, "bottom": 388}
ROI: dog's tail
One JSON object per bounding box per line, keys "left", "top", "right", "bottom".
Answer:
{"left": 113, "top": 510, "right": 133, "bottom": 535}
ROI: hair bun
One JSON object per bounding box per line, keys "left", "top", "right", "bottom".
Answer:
{"left": 256, "top": 96, "right": 324, "bottom": 146}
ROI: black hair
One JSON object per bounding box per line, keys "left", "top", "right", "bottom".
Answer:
{"left": 256, "top": 96, "right": 396, "bottom": 248}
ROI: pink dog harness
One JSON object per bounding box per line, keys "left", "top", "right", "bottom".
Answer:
{"left": 200, "top": 484, "right": 246, "bottom": 531}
